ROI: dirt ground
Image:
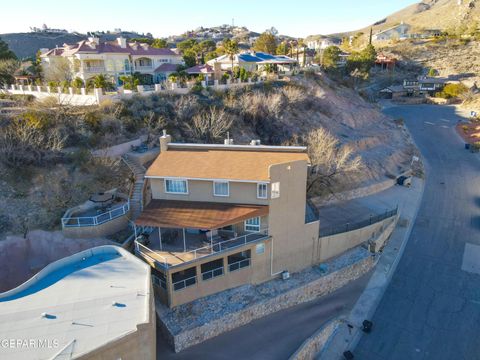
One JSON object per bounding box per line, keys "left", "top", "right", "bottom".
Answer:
{"left": 0, "top": 230, "right": 114, "bottom": 292}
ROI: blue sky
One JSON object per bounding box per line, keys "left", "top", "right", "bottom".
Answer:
{"left": 1, "top": 0, "right": 419, "bottom": 37}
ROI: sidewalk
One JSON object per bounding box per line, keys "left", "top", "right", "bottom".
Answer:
{"left": 319, "top": 176, "right": 424, "bottom": 359}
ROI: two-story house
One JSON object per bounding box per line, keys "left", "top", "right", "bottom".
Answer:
{"left": 134, "top": 133, "right": 320, "bottom": 307}
{"left": 41, "top": 37, "right": 183, "bottom": 85}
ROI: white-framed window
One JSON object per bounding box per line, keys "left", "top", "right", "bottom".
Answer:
{"left": 165, "top": 179, "right": 188, "bottom": 194}
{"left": 245, "top": 217, "right": 261, "bottom": 232}
{"left": 257, "top": 183, "right": 268, "bottom": 199}
{"left": 271, "top": 182, "right": 280, "bottom": 199}
{"left": 213, "top": 181, "right": 229, "bottom": 197}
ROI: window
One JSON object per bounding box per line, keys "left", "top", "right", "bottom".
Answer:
{"left": 213, "top": 181, "right": 229, "bottom": 197}
{"left": 172, "top": 267, "right": 196, "bottom": 291}
{"left": 271, "top": 182, "right": 280, "bottom": 199}
{"left": 256, "top": 243, "right": 265, "bottom": 254}
{"left": 201, "top": 258, "right": 224, "bottom": 281}
{"left": 245, "top": 217, "right": 260, "bottom": 232}
{"left": 257, "top": 183, "right": 268, "bottom": 199}
{"left": 165, "top": 179, "right": 188, "bottom": 194}
{"left": 228, "top": 250, "right": 251, "bottom": 272}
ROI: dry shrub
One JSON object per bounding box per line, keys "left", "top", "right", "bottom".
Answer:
{"left": 282, "top": 85, "right": 307, "bottom": 104}
{"left": 188, "top": 107, "right": 234, "bottom": 143}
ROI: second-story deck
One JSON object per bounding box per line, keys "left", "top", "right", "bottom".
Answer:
{"left": 135, "top": 228, "right": 269, "bottom": 269}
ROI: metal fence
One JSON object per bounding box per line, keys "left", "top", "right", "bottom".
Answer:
{"left": 61, "top": 201, "right": 130, "bottom": 228}
{"left": 320, "top": 206, "right": 398, "bottom": 237}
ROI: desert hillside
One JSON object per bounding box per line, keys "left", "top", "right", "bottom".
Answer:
{"left": 0, "top": 76, "right": 414, "bottom": 239}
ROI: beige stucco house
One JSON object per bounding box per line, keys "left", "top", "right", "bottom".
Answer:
{"left": 41, "top": 37, "right": 183, "bottom": 85}
{"left": 134, "top": 133, "right": 320, "bottom": 308}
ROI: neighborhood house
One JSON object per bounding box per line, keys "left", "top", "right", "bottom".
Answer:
{"left": 134, "top": 133, "right": 320, "bottom": 307}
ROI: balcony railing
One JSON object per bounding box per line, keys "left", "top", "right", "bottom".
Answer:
{"left": 61, "top": 201, "right": 130, "bottom": 228}
{"left": 134, "top": 65, "right": 153, "bottom": 71}
{"left": 83, "top": 66, "right": 106, "bottom": 73}
{"left": 134, "top": 229, "right": 269, "bottom": 269}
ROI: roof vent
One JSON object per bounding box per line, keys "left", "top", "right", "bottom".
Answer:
{"left": 250, "top": 139, "right": 261, "bottom": 146}
{"left": 224, "top": 138, "right": 234, "bottom": 145}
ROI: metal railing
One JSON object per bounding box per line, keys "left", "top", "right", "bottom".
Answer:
{"left": 201, "top": 266, "right": 224, "bottom": 281}
{"left": 61, "top": 201, "right": 130, "bottom": 228}
{"left": 83, "top": 66, "right": 105, "bottom": 73}
{"left": 172, "top": 275, "right": 197, "bottom": 291}
{"left": 134, "top": 229, "right": 269, "bottom": 269}
{"left": 228, "top": 258, "right": 251, "bottom": 272}
{"left": 184, "top": 229, "right": 269, "bottom": 261}
{"left": 320, "top": 206, "right": 398, "bottom": 237}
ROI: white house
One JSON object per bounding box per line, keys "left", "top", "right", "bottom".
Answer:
{"left": 207, "top": 51, "right": 297, "bottom": 74}
{"left": 306, "top": 38, "right": 341, "bottom": 51}
{"left": 41, "top": 37, "right": 184, "bottom": 85}
{"left": 372, "top": 23, "right": 411, "bottom": 41}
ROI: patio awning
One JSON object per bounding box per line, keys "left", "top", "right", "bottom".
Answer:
{"left": 135, "top": 200, "right": 269, "bottom": 229}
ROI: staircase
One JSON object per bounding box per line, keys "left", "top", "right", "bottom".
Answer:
{"left": 121, "top": 154, "right": 147, "bottom": 220}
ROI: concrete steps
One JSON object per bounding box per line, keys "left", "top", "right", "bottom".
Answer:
{"left": 121, "top": 154, "right": 147, "bottom": 220}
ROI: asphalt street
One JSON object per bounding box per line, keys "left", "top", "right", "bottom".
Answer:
{"left": 355, "top": 105, "right": 480, "bottom": 360}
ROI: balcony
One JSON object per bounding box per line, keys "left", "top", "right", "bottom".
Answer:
{"left": 83, "top": 66, "right": 106, "bottom": 73}
{"left": 135, "top": 228, "right": 269, "bottom": 270}
{"left": 134, "top": 65, "right": 153, "bottom": 71}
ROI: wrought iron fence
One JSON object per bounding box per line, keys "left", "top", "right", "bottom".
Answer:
{"left": 320, "top": 206, "right": 398, "bottom": 237}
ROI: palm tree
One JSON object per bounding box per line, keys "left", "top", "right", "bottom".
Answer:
{"left": 223, "top": 39, "right": 239, "bottom": 75}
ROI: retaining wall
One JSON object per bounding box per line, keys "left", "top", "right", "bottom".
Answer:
{"left": 161, "top": 250, "right": 377, "bottom": 352}
{"left": 288, "top": 319, "right": 341, "bottom": 360}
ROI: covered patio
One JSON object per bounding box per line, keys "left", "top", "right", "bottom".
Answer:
{"left": 134, "top": 200, "right": 269, "bottom": 268}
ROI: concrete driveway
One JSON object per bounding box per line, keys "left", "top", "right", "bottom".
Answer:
{"left": 355, "top": 105, "right": 480, "bottom": 360}
{"left": 157, "top": 271, "right": 372, "bottom": 360}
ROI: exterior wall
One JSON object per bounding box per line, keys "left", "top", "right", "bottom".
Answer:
{"left": 150, "top": 178, "right": 269, "bottom": 206}
{"left": 79, "top": 282, "right": 156, "bottom": 360}
{"left": 62, "top": 213, "right": 130, "bottom": 239}
{"left": 162, "top": 238, "right": 272, "bottom": 307}
{"left": 268, "top": 160, "right": 320, "bottom": 274}
{"left": 316, "top": 216, "right": 396, "bottom": 262}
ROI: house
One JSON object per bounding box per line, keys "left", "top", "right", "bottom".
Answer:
{"left": 372, "top": 22, "right": 410, "bottom": 41}
{"left": 375, "top": 53, "right": 397, "bottom": 71}
{"left": 379, "top": 85, "right": 408, "bottom": 99}
{"left": 206, "top": 51, "right": 297, "bottom": 75}
{"left": 184, "top": 63, "right": 215, "bottom": 82}
{"left": 134, "top": 133, "right": 320, "bottom": 307}
{"left": 41, "top": 37, "right": 184, "bottom": 85}
{"left": 402, "top": 77, "right": 448, "bottom": 96}
{"left": 306, "top": 38, "right": 341, "bottom": 51}
{"left": 0, "top": 246, "right": 155, "bottom": 360}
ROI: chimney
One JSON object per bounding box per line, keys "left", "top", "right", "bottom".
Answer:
{"left": 160, "top": 130, "right": 172, "bottom": 152}
{"left": 117, "top": 37, "right": 127, "bottom": 49}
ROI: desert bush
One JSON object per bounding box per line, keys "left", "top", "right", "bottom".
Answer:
{"left": 282, "top": 85, "right": 307, "bottom": 104}
{"left": 188, "top": 107, "right": 234, "bottom": 143}
{"left": 436, "top": 83, "right": 468, "bottom": 99}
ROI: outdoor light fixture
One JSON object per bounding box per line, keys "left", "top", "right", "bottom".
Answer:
{"left": 343, "top": 350, "right": 354, "bottom": 359}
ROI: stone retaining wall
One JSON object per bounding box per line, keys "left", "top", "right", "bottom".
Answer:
{"left": 163, "top": 251, "right": 378, "bottom": 352}
{"left": 288, "top": 319, "right": 341, "bottom": 360}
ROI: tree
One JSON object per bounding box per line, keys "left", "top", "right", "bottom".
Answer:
{"left": 0, "top": 37, "right": 16, "bottom": 60}
{"left": 152, "top": 38, "right": 168, "bottom": 48}
{"left": 43, "top": 57, "right": 72, "bottom": 83}
{"left": 119, "top": 75, "right": 139, "bottom": 90}
{"left": 195, "top": 40, "right": 216, "bottom": 63}
{"left": 276, "top": 42, "right": 290, "bottom": 55}
{"left": 182, "top": 49, "right": 197, "bottom": 67}
{"left": 322, "top": 46, "right": 341, "bottom": 70}
{"left": 0, "top": 59, "right": 19, "bottom": 86}
{"left": 71, "top": 77, "right": 84, "bottom": 89}
{"left": 86, "top": 74, "right": 114, "bottom": 90}
{"left": 305, "top": 127, "right": 363, "bottom": 194}
{"left": 428, "top": 68, "right": 437, "bottom": 77}
{"left": 346, "top": 44, "right": 377, "bottom": 74}
{"left": 188, "top": 107, "right": 233, "bottom": 143}
{"left": 223, "top": 38, "right": 239, "bottom": 73}
{"left": 253, "top": 32, "right": 277, "bottom": 54}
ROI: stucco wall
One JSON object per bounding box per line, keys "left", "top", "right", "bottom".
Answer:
{"left": 268, "top": 160, "right": 320, "bottom": 274}
{"left": 62, "top": 213, "right": 130, "bottom": 239}
{"left": 163, "top": 238, "right": 272, "bottom": 307}
{"left": 317, "top": 216, "right": 396, "bottom": 262}
{"left": 150, "top": 178, "right": 269, "bottom": 205}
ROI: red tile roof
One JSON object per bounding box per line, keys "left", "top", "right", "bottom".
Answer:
{"left": 185, "top": 64, "right": 214, "bottom": 74}
{"left": 154, "top": 63, "right": 179, "bottom": 72}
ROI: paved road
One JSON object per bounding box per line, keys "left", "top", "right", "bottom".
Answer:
{"left": 355, "top": 105, "right": 480, "bottom": 360}
{"left": 157, "top": 271, "right": 372, "bottom": 360}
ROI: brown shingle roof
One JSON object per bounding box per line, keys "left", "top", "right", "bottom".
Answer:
{"left": 145, "top": 146, "right": 309, "bottom": 181}
{"left": 135, "top": 200, "right": 269, "bottom": 229}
